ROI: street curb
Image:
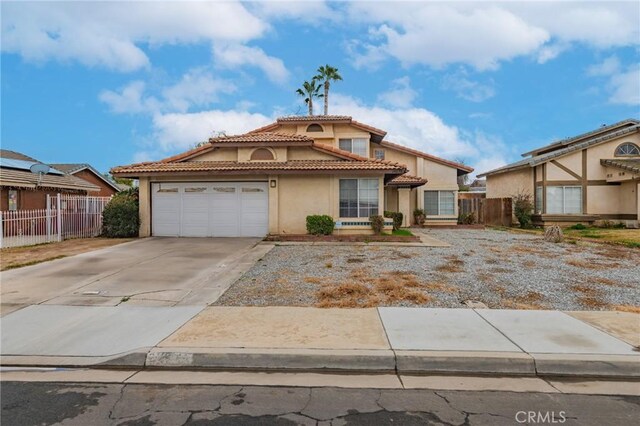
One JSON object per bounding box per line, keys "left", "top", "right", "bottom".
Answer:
{"left": 533, "top": 353, "right": 640, "bottom": 378}
{"left": 395, "top": 351, "right": 536, "bottom": 375}
{"left": 0, "top": 348, "right": 149, "bottom": 368}
{"left": 145, "top": 348, "right": 396, "bottom": 372}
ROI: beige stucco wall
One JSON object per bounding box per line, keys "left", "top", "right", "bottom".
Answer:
{"left": 546, "top": 150, "right": 582, "bottom": 181}
{"left": 586, "top": 133, "right": 640, "bottom": 180}
{"left": 277, "top": 174, "right": 332, "bottom": 234}
{"left": 191, "top": 148, "right": 238, "bottom": 161}
{"left": 486, "top": 168, "right": 534, "bottom": 198}
{"left": 619, "top": 181, "right": 638, "bottom": 215}
{"left": 287, "top": 147, "right": 336, "bottom": 160}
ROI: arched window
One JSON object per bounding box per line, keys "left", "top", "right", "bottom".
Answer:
{"left": 306, "top": 123, "right": 323, "bottom": 132}
{"left": 250, "top": 148, "right": 275, "bottom": 161}
{"left": 614, "top": 142, "right": 640, "bottom": 157}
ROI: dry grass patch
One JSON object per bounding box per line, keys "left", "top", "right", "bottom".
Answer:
{"left": 0, "top": 237, "right": 133, "bottom": 271}
{"left": 502, "top": 291, "right": 546, "bottom": 310}
{"left": 477, "top": 272, "right": 496, "bottom": 283}
{"left": 566, "top": 259, "right": 620, "bottom": 270}
{"left": 521, "top": 260, "right": 536, "bottom": 268}
{"left": 304, "top": 277, "right": 325, "bottom": 284}
{"left": 587, "top": 276, "right": 626, "bottom": 288}
{"left": 435, "top": 256, "right": 464, "bottom": 273}
{"left": 423, "top": 281, "right": 459, "bottom": 293}
{"left": 612, "top": 305, "right": 640, "bottom": 314}
{"left": 570, "top": 284, "right": 609, "bottom": 309}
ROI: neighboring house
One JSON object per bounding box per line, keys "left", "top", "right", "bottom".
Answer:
{"left": 468, "top": 179, "right": 486, "bottom": 193}
{"left": 50, "top": 163, "right": 120, "bottom": 197}
{"left": 478, "top": 119, "right": 640, "bottom": 227}
{"left": 112, "top": 115, "right": 472, "bottom": 237}
{"left": 0, "top": 150, "right": 100, "bottom": 210}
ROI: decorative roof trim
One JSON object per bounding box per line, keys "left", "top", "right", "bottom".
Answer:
{"left": 601, "top": 159, "right": 640, "bottom": 174}
{"left": 478, "top": 124, "right": 640, "bottom": 178}
{"left": 521, "top": 118, "right": 640, "bottom": 157}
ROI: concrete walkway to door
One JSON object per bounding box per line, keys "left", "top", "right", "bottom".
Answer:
{"left": 0, "top": 237, "right": 273, "bottom": 311}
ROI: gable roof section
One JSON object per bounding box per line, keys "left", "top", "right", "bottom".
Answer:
{"left": 50, "top": 163, "right": 121, "bottom": 192}
{"left": 601, "top": 159, "right": 640, "bottom": 174}
{"left": 478, "top": 124, "right": 640, "bottom": 178}
{"left": 249, "top": 116, "right": 388, "bottom": 140}
{"left": 160, "top": 132, "right": 314, "bottom": 163}
{"left": 112, "top": 140, "right": 408, "bottom": 177}
{"left": 379, "top": 140, "right": 473, "bottom": 175}
{"left": 521, "top": 119, "right": 640, "bottom": 157}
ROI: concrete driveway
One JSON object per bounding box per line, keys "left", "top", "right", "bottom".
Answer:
{"left": 1, "top": 237, "right": 271, "bottom": 310}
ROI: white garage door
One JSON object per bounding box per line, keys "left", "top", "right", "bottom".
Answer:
{"left": 151, "top": 182, "right": 268, "bottom": 237}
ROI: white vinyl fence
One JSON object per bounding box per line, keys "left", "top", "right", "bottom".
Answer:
{"left": 0, "top": 194, "right": 111, "bottom": 249}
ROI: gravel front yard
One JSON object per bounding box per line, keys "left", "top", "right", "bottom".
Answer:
{"left": 215, "top": 229, "right": 640, "bottom": 311}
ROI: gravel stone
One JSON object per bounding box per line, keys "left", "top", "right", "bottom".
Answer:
{"left": 215, "top": 229, "right": 640, "bottom": 310}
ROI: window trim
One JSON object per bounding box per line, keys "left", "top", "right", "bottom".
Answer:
{"left": 339, "top": 178, "right": 379, "bottom": 218}
{"left": 306, "top": 123, "right": 324, "bottom": 132}
{"left": 614, "top": 142, "right": 640, "bottom": 157}
{"left": 424, "top": 190, "right": 456, "bottom": 216}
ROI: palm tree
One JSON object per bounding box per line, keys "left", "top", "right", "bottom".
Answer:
{"left": 296, "top": 79, "right": 323, "bottom": 116}
{"left": 315, "top": 65, "right": 342, "bottom": 115}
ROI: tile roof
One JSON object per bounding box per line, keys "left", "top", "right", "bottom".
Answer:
{"left": 387, "top": 174, "right": 428, "bottom": 187}
{"left": 312, "top": 142, "right": 407, "bottom": 169}
{"left": 249, "top": 116, "right": 388, "bottom": 138}
{"left": 0, "top": 167, "right": 101, "bottom": 192}
{"left": 0, "top": 149, "right": 38, "bottom": 162}
{"left": 478, "top": 124, "right": 640, "bottom": 178}
{"left": 379, "top": 140, "right": 473, "bottom": 174}
{"left": 277, "top": 115, "right": 352, "bottom": 122}
{"left": 521, "top": 119, "right": 640, "bottom": 157}
{"left": 50, "top": 163, "right": 122, "bottom": 191}
{"left": 111, "top": 160, "right": 406, "bottom": 175}
{"left": 601, "top": 159, "right": 640, "bottom": 174}
{"left": 209, "top": 132, "right": 313, "bottom": 144}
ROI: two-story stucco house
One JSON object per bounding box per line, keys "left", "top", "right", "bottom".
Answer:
{"left": 478, "top": 119, "right": 640, "bottom": 227}
{"left": 111, "top": 115, "right": 472, "bottom": 237}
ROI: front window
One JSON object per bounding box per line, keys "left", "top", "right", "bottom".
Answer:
{"left": 339, "top": 178, "right": 379, "bottom": 217}
{"left": 424, "top": 191, "right": 455, "bottom": 215}
{"left": 546, "top": 186, "right": 582, "bottom": 214}
{"left": 339, "top": 138, "right": 368, "bottom": 157}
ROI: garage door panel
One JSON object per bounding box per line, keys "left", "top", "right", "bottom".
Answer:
{"left": 152, "top": 182, "right": 267, "bottom": 237}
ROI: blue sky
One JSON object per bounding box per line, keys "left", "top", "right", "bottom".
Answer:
{"left": 2, "top": 1, "right": 639, "bottom": 177}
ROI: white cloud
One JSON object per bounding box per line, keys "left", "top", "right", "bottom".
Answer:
{"left": 2, "top": 1, "right": 267, "bottom": 71}
{"left": 442, "top": 70, "right": 495, "bottom": 103}
{"left": 585, "top": 57, "right": 639, "bottom": 106}
{"left": 100, "top": 69, "right": 235, "bottom": 114}
{"left": 251, "top": 0, "right": 337, "bottom": 24}
{"left": 346, "top": 2, "right": 639, "bottom": 70}
{"left": 587, "top": 56, "right": 621, "bottom": 77}
{"left": 99, "top": 81, "right": 159, "bottom": 114}
{"left": 213, "top": 43, "right": 289, "bottom": 84}
{"left": 347, "top": 4, "right": 549, "bottom": 70}
{"left": 330, "top": 93, "right": 509, "bottom": 177}
{"left": 162, "top": 68, "right": 236, "bottom": 112}
{"left": 151, "top": 110, "right": 273, "bottom": 152}
{"left": 377, "top": 77, "right": 417, "bottom": 108}
{"left": 609, "top": 66, "right": 640, "bottom": 106}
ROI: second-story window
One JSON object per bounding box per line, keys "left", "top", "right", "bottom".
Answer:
{"left": 374, "top": 149, "right": 385, "bottom": 160}
{"left": 339, "top": 138, "right": 368, "bottom": 156}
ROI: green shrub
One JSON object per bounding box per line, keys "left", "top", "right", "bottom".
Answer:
{"left": 384, "top": 211, "right": 404, "bottom": 231}
{"left": 458, "top": 212, "right": 476, "bottom": 225}
{"left": 370, "top": 215, "right": 385, "bottom": 235}
{"left": 567, "top": 223, "right": 587, "bottom": 230}
{"left": 306, "top": 215, "right": 335, "bottom": 235}
{"left": 413, "top": 208, "right": 425, "bottom": 226}
{"left": 512, "top": 192, "right": 533, "bottom": 228}
{"left": 102, "top": 188, "right": 139, "bottom": 237}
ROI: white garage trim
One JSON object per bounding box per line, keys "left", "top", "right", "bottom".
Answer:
{"left": 151, "top": 182, "right": 268, "bottom": 237}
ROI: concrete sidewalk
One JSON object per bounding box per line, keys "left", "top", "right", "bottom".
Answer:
{"left": 1, "top": 306, "right": 638, "bottom": 378}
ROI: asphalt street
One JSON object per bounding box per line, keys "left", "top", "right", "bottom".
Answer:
{"left": 2, "top": 381, "right": 639, "bottom": 425}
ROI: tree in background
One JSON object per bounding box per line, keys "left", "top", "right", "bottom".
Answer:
{"left": 315, "top": 65, "right": 342, "bottom": 115}
{"left": 296, "top": 79, "right": 323, "bottom": 116}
